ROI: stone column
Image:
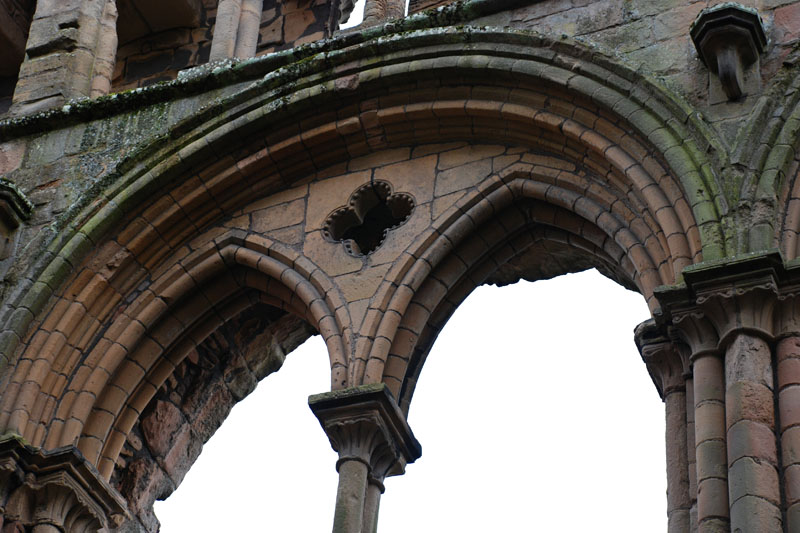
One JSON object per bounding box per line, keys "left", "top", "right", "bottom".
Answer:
{"left": 723, "top": 332, "right": 781, "bottom": 530}
{"left": 684, "top": 373, "right": 698, "bottom": 533}
{"left": 636, "top": 321, "right": 691, "bottom": 533}
{"left": 310, "top": 383, "right": 421, "bottom": 533}
{"left": 0, "top": 435, "right": 128, "bottom": 532}
{"left": 361, "top": 0, "right": 405, "bottom": 26}
{"left": 234, "top": 0, "right": 263, "bottom": 59}
{"left": 656, "top": 252, "right": 800, "bottom": 532}
{"left": 210, "top": 0, "right": 243, "bottom": 61}
{"left": 665, "top": 310, "right": 727, "bottom": 533}
{"left": 691, "top": 353, "right": 729, "bottom": 533}
{"left": 11, "top": 0, "right": 119, "bottom": 115}
{"left": 89, "top": 0, "right": 118, "bottom": 98}
{"left": 777, "top": 334, "right": 800, "bottom": 529}
{"left": 696, "top": 280, "right": 782, "bottom": 532}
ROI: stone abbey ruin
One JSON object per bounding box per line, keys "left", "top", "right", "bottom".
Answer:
{"left": 4, "top": 0, "right": 800, "bottom": 531}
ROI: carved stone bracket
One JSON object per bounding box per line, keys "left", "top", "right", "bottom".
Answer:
{"left": 690, "top": 3, "right": 767, "bottom": 101}
{"left": 309, "top": 383, "right": 421, "bottom": 487}
{"left": 0, "top": 179, "right": 32, "bottom": 232}
{"left": 0, "top": 435, "right": 129, "bottom": 532}
{"left": 635, "top": 320, "right": 690, "bottom": 399}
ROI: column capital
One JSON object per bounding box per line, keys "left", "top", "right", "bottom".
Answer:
{"left": 310, "top": 384, "right": 421, "bottom": 486}
{"left": 635, "top": 320, "right": 690, "bottom": 399}
{"left": 656, "top": 251, "right": 800, "bottom": 349}
{"left": 0, "top": 435, "right": 129, "bottom": 532}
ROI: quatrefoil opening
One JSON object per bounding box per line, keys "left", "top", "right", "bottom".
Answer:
{"left": 323, "top": 180, "right": 415, "bottom": 256}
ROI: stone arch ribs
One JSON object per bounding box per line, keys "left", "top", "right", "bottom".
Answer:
{"left": 0, "top": 27, "right": 726, "bottom": 481}
{"left": 356, "top": 160, "right": 700, "bottom": 408}
{"left": 0, "top": 231, "right": 348, "bottom": 477}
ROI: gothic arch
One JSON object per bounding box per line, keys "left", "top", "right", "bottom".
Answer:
{"left": 0, "top": 26, "right": 729, "bottom": 531}
{"left": 358, "top": 154, "right": 701, "bottom": 407}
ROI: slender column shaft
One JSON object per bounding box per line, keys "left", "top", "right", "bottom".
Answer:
{"left": 209, "top": 0, "right": 243, "bottom": 61}
{"left": 724, "top": 333, "right": 781, "bottom": 531}
{"left": 685, "top": 377, "right": 698, "bottom": 533}
{"left": 362, "top": 482, "right": 382, "bottom": 533}
{"left": 778, "top": 335, "right": 800, "bottom": 529}
{"left": 693, "top": 354, "right": 729, "bottom": 532}
{"left": 332, "top": 459, "right": 369, "bottom": 533}
{"left": 362, "top": 0, "right": 405, "bottom": 26}
{"left": 665, "top": 388, "right": 690, "bottom": 533}
{"left": 234, "top": 0, "right": 262, "bottom": 58}
{"left": 90, "top": 0, "right": 118, "bottom": 97}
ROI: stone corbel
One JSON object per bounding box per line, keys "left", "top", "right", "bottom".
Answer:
{"left": 0, "top": 436, "right": 129, "bottom": 533}
{"left": 0, "top": 179, "right": 32, "bottom": 233}
{"left": 690, "top": 3, "right": 767, "bottom": 101}
{"left": 635, "top": 320, "right": 690, "bottom": 399}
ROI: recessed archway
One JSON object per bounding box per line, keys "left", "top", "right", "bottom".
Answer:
{"left": 152, "top": 270, "right": 661, "bottom": 532}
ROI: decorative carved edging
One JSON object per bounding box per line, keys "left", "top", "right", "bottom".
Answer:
{"left": 655, "top": 251, "right": 800, "bottom": 348}
{"left": 309, "top": 383, "right": 421, "bottom": 485}
{"left": 0, "top": 435, "right": 129, "bottom": 532}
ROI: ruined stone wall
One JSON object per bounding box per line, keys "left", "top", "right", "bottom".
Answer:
{"left": 114, "top": 0, "right": 336, "bottom": 91}
{"left": 5, "top": 1, "right": 800, "bottom": 531}
{"left": 114, "top": 307, "right": 312, "bottom": 531}
{"left": 0, "top": 0, "right": 34, "bottom": 114}
{"left": 470, "top": 0, "right": 800, "bottom": 141}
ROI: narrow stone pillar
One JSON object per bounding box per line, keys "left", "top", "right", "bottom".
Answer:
{"left": 11, "top": 0, "right": 119, "bottom": 114}
{"left": 333, "top": 459, "right": 369, "bottom": 532}
{"left": 724, "top": 333, "right": 782, "bottom": 531}
{"left": 234, "top": 0, "right": 263, "bottom": 58}
{"left": 777, "top": 335, "right": 800, "bottom": 529}
{"left": 89, "top": 0, "right": 118, "bottom": 98}
{"left": 361, "top": 0, "right": 405, "bottom": 26}
{"left": 362, "top": 480, "right": 382, "bottom": 533}
{"left": 310, "top": 383, "right": 421, "bottom": 533}
{"left": 0, "top": 435, "right": 128, "bottom": 531}
{"left": 692, "top": 353, "right": 729, "bottom": 533}
{"left": 684, "top": 376, "right": 698, "bottom": 532}
{"left": 636, "top": 321, "right": 691, "bottom": 533}
{"left": 210, "top": 0, "right": 243, "bottom": 61}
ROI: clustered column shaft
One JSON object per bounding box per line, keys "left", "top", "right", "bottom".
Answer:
{"left": 210, "top": 0, "right": 264, "bottom": 62}
{"left": 724, "top": 333, "right": 782, "bottom": 529}
{"left": 693, "top": 354, "right": 729, "bottom": 532}
{"left": 778, "top": 336, "right": 800, "bottom": 529}
{"left": 651, "top": 253, "right": 800, "bottom": 533}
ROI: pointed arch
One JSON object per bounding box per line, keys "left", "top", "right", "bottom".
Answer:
{"left": 0, "top": 27, "right": 723, "bottom": 484}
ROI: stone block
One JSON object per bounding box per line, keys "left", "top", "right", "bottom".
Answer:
{"left": 434, "top": 158, "right": 492, "bottom": 197}
{"left": 728, "top": 456, "right": 780, "bottom": 505}
{"left": 729, "top": 494, "right": 782, "bottom": 532}
{"left": 141, "top": 399, "right": 184, "bottom": 458}
{"left": 727, "top": 420, "right": 778, "bottom": 466}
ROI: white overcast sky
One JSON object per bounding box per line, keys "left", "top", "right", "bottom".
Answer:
{"left": 154, "top": 269, "right": 666, "bottom": 532}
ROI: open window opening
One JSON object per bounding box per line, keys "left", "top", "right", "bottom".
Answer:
{"left": 150, "top": 271, "right": 665, "bottom": 532}
{"left": 112, "top": 0, "right": 209, "bottom": 92}
{"left": 0, "top": 0, "right": 35, "bottom": 115}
